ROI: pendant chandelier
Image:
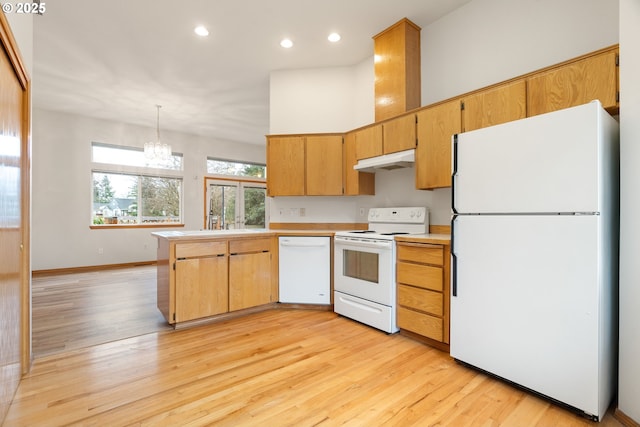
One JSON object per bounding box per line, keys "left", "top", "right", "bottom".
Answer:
{"left": 144, "top": 105, "right": 171, "bottom": 162}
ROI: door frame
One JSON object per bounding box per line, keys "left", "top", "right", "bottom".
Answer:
{"left": 0, "top": 11, "right": 32, "bottom": 372}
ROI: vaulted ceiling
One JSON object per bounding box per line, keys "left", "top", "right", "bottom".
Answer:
{"left": 33, "top": 0, "right": 471, "bottom": 146}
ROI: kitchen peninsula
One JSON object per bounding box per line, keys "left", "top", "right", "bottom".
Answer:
{"left": 152, "top": 230, "right": 279, "bottom": 327}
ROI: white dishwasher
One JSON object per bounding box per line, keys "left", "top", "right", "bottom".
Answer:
{"left": 278, "top": 236, "right": 330, "bottom": 304}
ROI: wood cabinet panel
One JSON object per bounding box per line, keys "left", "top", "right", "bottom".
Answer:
{"left": 463, "top": 80, "right": 527, "bottom": 132}
{"left": 176, "top": 241, "right": 227, "bottom": 258}
{"left": 397, "top": 262, "right": 443, "bottom": 291}
{"left": 266, "top": 136, "right": 305, "bottom": 196}
{"left": 415, "top": 99, "right": 462, "bottom": 190}
{"left": 527, "top": 49, "right": 618, "bottom": 116}
{"left": 373, "top": 18, "right": 421, "bottom": 121}
{"left": 175, "top": 255, "right": 228, "bottom": 322}
{"left": 306, "top": 135, "right": 343, "bottom": 195}
{"left": 229, "top": 238, "right": 270, "bottom": 254}
{"left": 344, "top": 131, "right": 375, "bottom": 196}
{"left": 397, "top": 243, "right": 443, "bottom": 265}
{"left": 398, "top": 285, "right": 443, "bottom": 316}
{"left": 383, "top": 114, "right": 416, "bottom": 154}
{"left": 397, "top": 241, "right": 450, "bottom": 348}
{"left": 355, "top": 125, "right": 383, "bottom": 160}
{"left": 229, "top": 252, "right": 272, "bottom": 311}
{"left": 398, "top": 306, "right": 443, "bottom": 341}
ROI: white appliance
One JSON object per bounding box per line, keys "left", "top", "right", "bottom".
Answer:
{"left": 451, "top": 101, "right": 619, "bottom": 421}
{"left": 279, "top": 236, "right": 330, "bottom": 304}
{"left": 334, "top": 207, "right": 429, "bottom": 333}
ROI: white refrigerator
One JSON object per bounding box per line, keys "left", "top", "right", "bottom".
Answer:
{"left": 450, "top": 101, "right": 619, "bottom": 421}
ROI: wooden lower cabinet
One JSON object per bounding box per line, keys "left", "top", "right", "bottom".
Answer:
{"left": 396, "top": 241, "right": 450, "bottom": 350}
{"left": 156, "top": 235, "right": 276, "bottom": 325}
{"left": 175, "top": 255, "right": 228, "bottom": 322}
{"left": 229, "top": 249, "right": 272, "bottom": 311}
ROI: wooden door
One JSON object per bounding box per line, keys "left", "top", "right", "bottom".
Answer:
{"left": 305, "top": 135, "right": 343, "bottom": 195}
{"left": 527, "top": 49, "right": 618, "bottom": 116}
{"left": 462, "top": 80, "right": 527, "bottom": 132}
{"left": 175, "top": 256, "right": 228, "bottom": 322}
{"left": 383, "top": 114, "right": 416, "bottom": 154}
{"left": 415, "top": 99, "right": 462, "bottom": 189}
{"left": 266, "top": 136, "right": 305, "bottom": 196}
{"left": 0, "top": 13, "right": 30, "bottom": 422}
{"left": 354, "top": 124, "right": 383, "bottom": 160}
{"left": 343, "top": 131, "right": 375, "bottom": 196}
{"left": 229, "top": 252, "right": 272, "bottom": 311}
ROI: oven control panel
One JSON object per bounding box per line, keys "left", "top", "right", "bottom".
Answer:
{"left": 368, "top": 207, "right": 427, "bottom": 224}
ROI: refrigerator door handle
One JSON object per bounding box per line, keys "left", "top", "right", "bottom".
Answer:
{"left": 452, "top": 134, "right": 459, "bottom": 214}
{"left": 451, "top": 214, "right": 458, "bottom": 297}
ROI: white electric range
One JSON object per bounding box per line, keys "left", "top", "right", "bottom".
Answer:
{"left": 333, "top": 207, "right": 429, "bottom": 333}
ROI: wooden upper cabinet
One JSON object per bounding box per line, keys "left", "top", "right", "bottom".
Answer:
{"left": 462, "top": 80, "right": 527, "bottom": 132}
{"left": 306, "top": 135, "right": 343, "bottom": 196}
{"left": 344, "top": 131, "right": 375, "bottom": 196}
{"left": 382, "top": 113, "right": 416, "bottom": 154}
{"left": 527, "top": 48, "right": 618, "bottom": 117}
{"left": 373, "top": 18, "right": 421, "bottom": 121}
{"left": 266, "top": 136, "right": 305, "bottom": 197}
{"left": 355, "top": 124, "right": 383, "bottom": 160}
{"left": 416, "top": 99, "right": 462, "bottom": 190}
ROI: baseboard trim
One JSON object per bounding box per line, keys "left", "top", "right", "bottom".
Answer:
{"left": 615, "top": 408, "right": 640, "bottom": 427}
{"left": 32, "top": 261, "right": 156, "bottom": 277}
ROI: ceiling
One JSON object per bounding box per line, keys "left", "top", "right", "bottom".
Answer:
{"left": 32, "top": 0, "right": 471, "bottom": 146}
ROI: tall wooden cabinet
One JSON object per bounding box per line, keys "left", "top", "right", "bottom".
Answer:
{"left": 373, "top": 18, "right": 421, "bottom": 121}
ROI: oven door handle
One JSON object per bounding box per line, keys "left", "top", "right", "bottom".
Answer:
{"left": 334, "top": 239, "right": 392, "bottom": 250}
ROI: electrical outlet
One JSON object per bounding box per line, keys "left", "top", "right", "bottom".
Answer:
{"left": 290, "top": 208, "right": 300, "bottom": 217}
{"left": 98, "top": 248, "right": 104, "bottom": 255}
{"left": 359, "top": 207, "right": 365, "bottom": 217}
{"left": 300, "top": 208, "right": 306, "bottom": 217}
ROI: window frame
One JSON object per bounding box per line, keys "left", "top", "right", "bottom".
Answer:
{"left": 203, "top": 176, "right": 268, "bottom": 230}
{"left": 90, "top": 143, "right": 185, "bottom": 229}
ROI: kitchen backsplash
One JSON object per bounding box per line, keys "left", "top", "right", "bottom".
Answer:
{"left": 269, "top": 167, "right": 452, "bottom": 226}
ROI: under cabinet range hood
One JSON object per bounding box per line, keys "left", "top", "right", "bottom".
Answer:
{"left": 353, "top": 149, "right": 415, "bottom": 173}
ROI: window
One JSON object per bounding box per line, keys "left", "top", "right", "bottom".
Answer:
{"left": 207, "top": 158, "right": 266, "bottom": 178}
{"left": 91, "top": 143, "right": 183, "bottom": 226}
{"left": 205, "top": 158, "right": 267, "bottom": 230}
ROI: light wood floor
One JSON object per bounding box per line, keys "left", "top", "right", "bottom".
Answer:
{"left": 7, "top": 267, "right": 623, "bottom": 426}
{"left": 31, "top": 265, "right": 172, "bottom": 357}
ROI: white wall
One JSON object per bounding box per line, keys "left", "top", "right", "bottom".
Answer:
{"left": 618, "top": 0, "right": 640, "bottom": 422}
{"left": 5, "top": 12, "right": 32, "bottom": 75}
{"left": 422, "top": 0, "right": 619, "bottom": 105}
{"left": 269, "top": 0, "right": 618, "bottom": 228}
{"left": 32, "top": 108, "right": 265, "bottom": 270}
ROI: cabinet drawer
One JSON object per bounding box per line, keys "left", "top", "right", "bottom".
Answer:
{"left": 397, "top": 244, "right": 443, "bottom": 265}
{"left": 398, "top": 285, "right": 443, "bottom": 316}
{"left": 229, "top": 237, "right": 271, "bottom": 254}
{"left": 398, "top": 306, "right": 443, "bottom": 341}
{"left": 175, "top": 241, "right": 227, "bottom": 258}
{"left": 397, "top": 261, "right": 443, "bottom": 291}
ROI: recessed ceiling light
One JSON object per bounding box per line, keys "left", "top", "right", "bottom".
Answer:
{"left": 194, "top": 26, "right": 209, "bottom": 37}
{"left": 280, "top": 38, "right": 293, "bottom": 48}
{"left": 328, "top": 33, "right": 341, "bottom": 43}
